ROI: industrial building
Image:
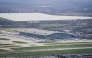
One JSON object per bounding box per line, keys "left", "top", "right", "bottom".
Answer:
{"left": 15, "top": 28, "right": 75, "bottom": 40}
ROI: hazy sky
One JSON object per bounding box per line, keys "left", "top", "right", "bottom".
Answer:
{"left": 0, "top": 13, "right": 92, "bottom": 21}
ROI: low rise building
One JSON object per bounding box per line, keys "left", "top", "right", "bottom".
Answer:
{"left": 15, "top": 28, "right": 76, "bottom": 40}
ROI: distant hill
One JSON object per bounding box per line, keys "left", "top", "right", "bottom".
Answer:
{"left": 0, "top": 17, "right": 13, "bottom": 25}
{"left": 0, "top": 0, "right": 92, "bottom": 16}
{"left": 0, "top": 17, "right": 12, "bottom": 21}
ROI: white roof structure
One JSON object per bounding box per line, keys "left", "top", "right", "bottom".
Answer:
{"left": 17, "top": 28, "right": 60, "bottom": 35}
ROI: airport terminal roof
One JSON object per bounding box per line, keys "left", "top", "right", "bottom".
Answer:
{"left": 17, "top": 28, "right": 60, "bottom": 35}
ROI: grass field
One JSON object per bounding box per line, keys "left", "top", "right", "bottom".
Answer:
{"left": 0, "top": 40, "right": 92, "bottom": 57}
{"left": 0, "top": 49, "right": 9, "bottom": 52}
{"left": 0, "top": 27, "right": 92, "bottom": 57}
{"left": 0, "top": 45, "right": 21, "bottom": 48}
{"left": 12, "top": 41, "right": 28, "bottom": 44}
{"left": 44, "top": 42, "right": 92, "bottom": 45}
{"left": 40, "top": 24, "right": 68, "bottom": 27}
{"left": 64, "top": 25, "right": 87, "bottom": 28}
{"left": 12, "top": 43, "right": 92, "bottom": 50}
{"left": 40, "top": 24, "right": 87, "bottom": 28}
{"left": 0, "top": 28, "right": 26, "bottom": 32}
{"left": 0, "top": 38, "right": 10, "bottom": 40}
{"left": 0, "top": 44, "right": 14, "bottom": 46}
{"left": 0, "top": 48, "right": 92, "bottom": 57}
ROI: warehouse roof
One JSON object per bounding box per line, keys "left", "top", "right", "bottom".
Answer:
{"left": 17, "top": 28, "right": 60, "bottom": 35}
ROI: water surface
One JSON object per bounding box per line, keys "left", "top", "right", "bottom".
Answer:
{"left": 0, "top": 13, "right": 92, "bottom": 21}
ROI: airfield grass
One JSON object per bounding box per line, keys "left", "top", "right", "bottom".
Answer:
{"left": 12, "top": 44, "right": 92, "bottom": 50}
{"left": 0, "top": 44, "right": 14, "bottom": 46}
{"left": 44, "top": 42, "right": 92, "bottom": 45}
{"left": 0, "top": 28, "right": 26, "bottom": 32}
{"left": 0, "top": 49, "right": 8, "bottom": 52}
{"left": 12, "top": 41, "right": 28, "bottom": 44}
{"left": 0, "top": 46, "right": 21, "bottom": 48}
{"left": 0, "top": 38, "right": 10, "bottom": 40}
{"left": 0, "top": 48, "right": 92, "bottom": 57}
{"left": 64, "top": 25, "right": 87, "bottom": 28}
{"left": 40, "top": 24, "right": 87, "bottom": 28}
{"left": 0, "top": 41, "right": 92, "bottom": 57}
{"left": 40, "top": 24, "right": 68, "bottom": 27}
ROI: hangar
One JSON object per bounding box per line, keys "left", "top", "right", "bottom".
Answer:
{"left": 15, "top": 28, "right": 75, "bottom": 40}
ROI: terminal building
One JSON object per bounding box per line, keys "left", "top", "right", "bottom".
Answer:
{"left": 15, "top": 28, "right": 76, "bottom": 40}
